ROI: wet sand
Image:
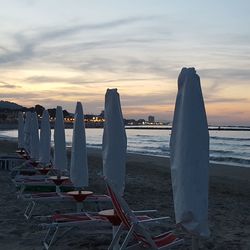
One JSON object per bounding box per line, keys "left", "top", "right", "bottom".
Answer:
{"left": 0, "top": 139, "right": 250, "bottom": 249}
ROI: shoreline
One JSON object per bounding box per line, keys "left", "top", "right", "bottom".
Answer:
{"left": 89, "top": 148, "right": 250, "bottom": 182}
{"left": 1, "top": 138, "right": 250, "bottom": 183}
{"left": 1, "top": 136, "right": 250, "bottom": 173}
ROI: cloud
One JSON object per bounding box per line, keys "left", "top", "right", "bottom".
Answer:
{"left": 0, "top": 34, "right": 34, "bottom": 65}
{"left": 199, "top": 68, "right": 250, "bottom": 81}
{"left": 0, "top": 16, "right": 157, "bottom": 67}
{"left": 0, "top": 81, "right": 20, "bottom": 89}
{"left": 0, "top": 15, "right": 178, "bottom": 84}
{"left": 25, "top": 76, "right": 67, "bottom": 83}
{"left": 121, "top": 92, "right": 176, "bottom": 107}
{"left": 2, "top": 86, "right": 173, "bottom": 111}
{"left": 25, "top": 75, "right": 166, "bottom": 86}
{"left": 205, "top": 97, "right": 249, "bottom": 104}
{"left": 0, "top": 46, "right": 10, "bottom": 53}
{"left": 2, "top": 88, "right": 104, "bottom": 103}
{"left": 56, "top": 56, "right": 178, "bottom": 80}
{"left": 36, "top": 16, "right": 155, "bottom": 41}
{"left": 199, "top": 78, "right": 250, "bottom": 104}
{"left": 1, "top": 12, "right": 249, "bottom": 125}
{"left": 213, "top": 33, "right": 250, "bottom": 47}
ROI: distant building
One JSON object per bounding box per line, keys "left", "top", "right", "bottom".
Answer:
{"left": 148, "top": 116, "right": 155, "bottom": 123}
{"left": 124, "top": 119, "right": 136, "bottom": 125}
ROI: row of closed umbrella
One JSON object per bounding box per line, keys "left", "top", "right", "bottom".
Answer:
{"left": 17, "top": 89, "right": 126, "bottom": 194}
{"left": 17, "top": 68, "right": 210, "bottom": 247}
{"left": 20, "top": 110, "right": 51, "bottom": 165}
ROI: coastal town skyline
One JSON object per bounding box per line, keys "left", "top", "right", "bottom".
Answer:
{"left": 1, "top": 1, "right": 250, "bottom": 125}
{"left": 0, "top": 100, "right": 162, "bottom": 124}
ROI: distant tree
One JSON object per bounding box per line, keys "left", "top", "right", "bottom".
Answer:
{"left": 63, "top": 110, "right": 71, "bottom": 118}
{"left": 85, "top": 114, "right": 95, "bottom": 120}
{"left": 28, "top": 107, "right": 35, "bottom": 112}
{"left": 99, "top": 110, "right": 104, "bottom": 119}
{"left": 47, "top": 108, "right": 72, "bottom": 119}
{"left": 35, "top": 104, "right": 45, "bottom": 116}
{"left": 48, "top": 108, "right": 56, "bottom": 119}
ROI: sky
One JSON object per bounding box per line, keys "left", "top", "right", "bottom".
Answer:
{"left": 0, "top": 0, "right": 250, "bottom": 125}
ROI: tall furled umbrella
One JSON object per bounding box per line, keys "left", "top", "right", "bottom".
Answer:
{"left": 54, "top": 106, "right": 67, "bottom": 174}
{"left": 70, "top": 102, "right": 88, "bottom": 188}
{"left": 18, "top": 111, "right": 25, "bottom": 149}
{"left": 102, "top": 88, "right": 127, "bottom": 196}
{"left": 24, "top": 111, "right": 32, "bottom": 154}
{"left": 170, "top": 67, "right": 210, "bottom": 249}
{"left": 30, "top": 112, "right": 40, "bottom": 161}
{"left": 39, "top": 109, "right": 51, "bottom": 165}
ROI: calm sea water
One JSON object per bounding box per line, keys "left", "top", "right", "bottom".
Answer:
{"left": 0, "top": 128, "right": 250, "bottom": 168}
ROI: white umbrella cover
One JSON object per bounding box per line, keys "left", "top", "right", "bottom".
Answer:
{"left": 39, "top": 109, "right": 51, "bottom": 164}
{"left": 70, "top": 102, "right": 88, "bottom": 188}
{"left": 54, "top": 106, "right": 67, "bottom": 172}
{"left": 30, "top": 112, "right": 40, "bottom": 160}
{"left": 24, "top": 111, "right": 32, "bottom": 153}
{"left": 18, "top": 111, "right": 25, "bottom": 149}
{"left": 102, "top": 88, "right": 127, "bottom": 196}
{"left": 170, "top": 67, "right": 210, "bottom": 237}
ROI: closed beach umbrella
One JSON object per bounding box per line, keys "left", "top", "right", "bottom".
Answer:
{"left": 70, "top": 102, "right": 88, "bottom": 188}
{"left": 30, "top": 112, "right": 40, "bottom": 160}
{"left": 54, "top": 106, "right": 67, "bottom": 172}
{"left": 18, "top": 111, "right": 24, "bottom": 149}
{"left": 39, "top": 109, "right": 51, "bottom": 164}
{"left": 102, "top": 88, "right": 127, "bottom": 196}
{"left": 170, "top": 67, "right": 210, "bottom": 241}
{"left": 24, "top": 111, "right": 31, "bottom": 153}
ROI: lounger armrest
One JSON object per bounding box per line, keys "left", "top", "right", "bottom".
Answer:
{"left": 137, "top": 216, "right": 170, "bottom": 224}
{"left": 132, "top": 209, "right": 157, "bottom": 214}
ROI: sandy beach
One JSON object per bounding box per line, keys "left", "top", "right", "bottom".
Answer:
{"left": 0, "top": 139, "right": 250, "bottom": 249}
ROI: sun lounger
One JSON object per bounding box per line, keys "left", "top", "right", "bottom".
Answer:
{"left": 23, "top": 192, "right": 111, "bottom": 219}
{"left": 105, "top": 177, "right": 184, "bottom": 249}
{"left": 39, "top": 205, "right": 157, "bottom": 249}
{"left": 0, "top": 154, "right": 25, "bottom": 170}
{"left": 39, "top": 211, "right": 111, "bottom": 250}
{"left": 14, "top": 173, "right": 72, "bottom": 197}
{"left": 11, "top": 159, "right": 54, "bottom": 178}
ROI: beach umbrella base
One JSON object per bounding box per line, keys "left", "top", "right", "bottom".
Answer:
{"left": 67, "top": 190, "right": 93, "bottom": 202}
{"left": 98, "top": 209, "right": 121, "bottom": 226}
{"left": 49, "top": 176, "right": 69, "bottom": 186}
{"left": 37, "top": 167, "right": 51, "bottom": 175}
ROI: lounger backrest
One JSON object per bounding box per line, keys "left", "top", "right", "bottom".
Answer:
{"left": 105, "top": 178, "right": 156, "bottom": 248}
{"left": 106, "top": 184, "right": 131, "bottom": 229}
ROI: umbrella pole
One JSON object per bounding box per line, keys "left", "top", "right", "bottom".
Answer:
{"left": 56, "top": 185, "right": 60, "bottom": 194}
{"left": 192, "top": 236, "right": 199, "bottom": 250}
{"left": 76, "top": 202, "right": 83, "bottom": 212}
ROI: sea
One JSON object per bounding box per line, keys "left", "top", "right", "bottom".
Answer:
{"left": 0, "top": 127, "right": 250, "bottom": 168}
